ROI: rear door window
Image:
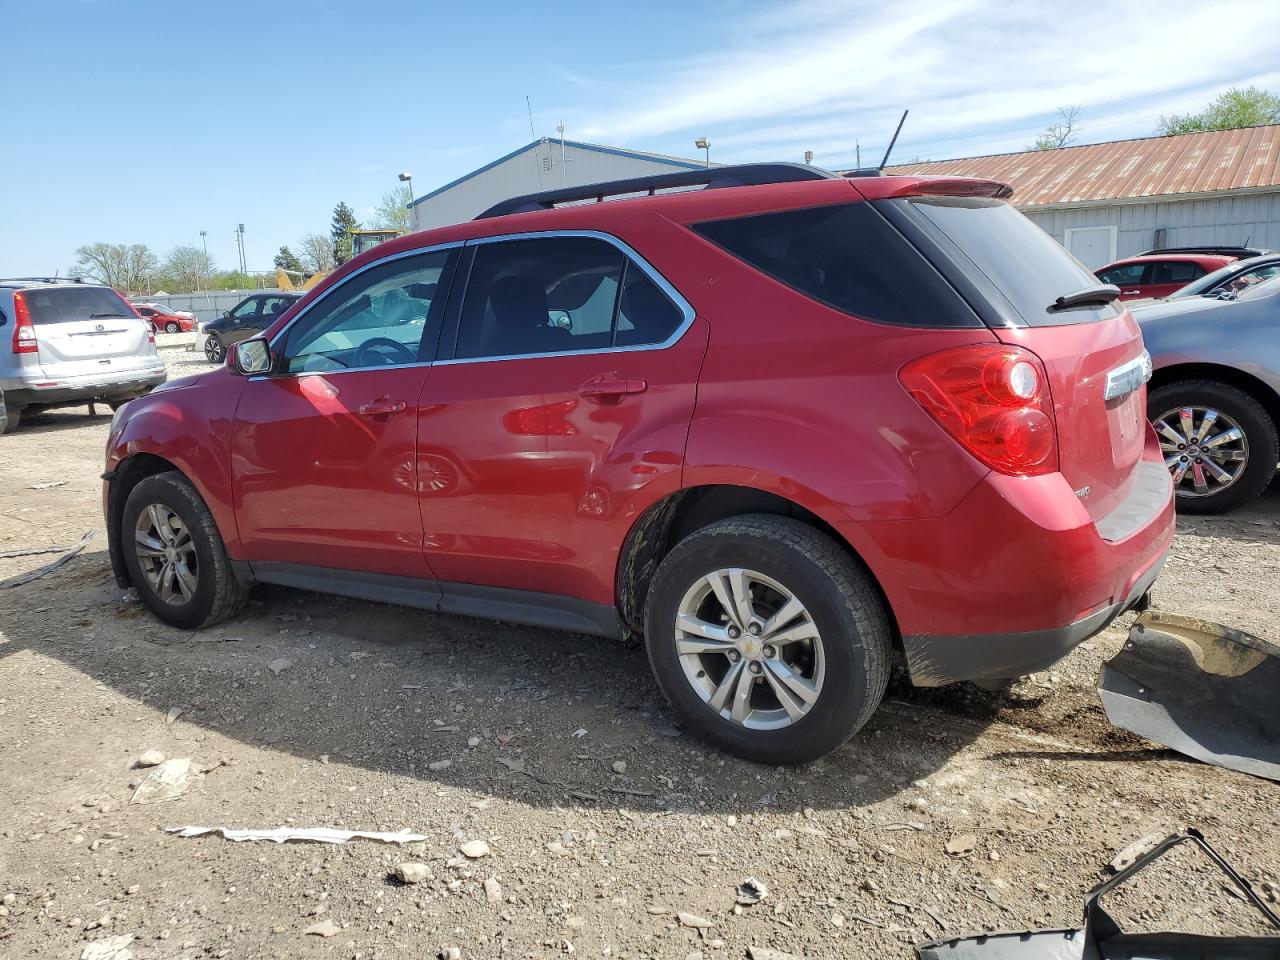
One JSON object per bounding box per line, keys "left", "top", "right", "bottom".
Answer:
{"left": 885, "top": 196, "right": 1120, "bottom": 327}
{"left": 1149, "top": 261, "right": 1204, "bottom": 284}
{"left": 20, "top": 286, "right": 137, "bottom": 325}
{"left": 1097, "top": 263, "right": 1146, "bottom": 286}
{"left": 691, "top": 203, "right": 979, "bottom": 328}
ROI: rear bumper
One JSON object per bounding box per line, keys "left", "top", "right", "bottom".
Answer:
{"left": 2, "top": 368, "right": 166, "bottom": 407}
{"left": 841, "top": 436, "right": 1177, "bottom": 686}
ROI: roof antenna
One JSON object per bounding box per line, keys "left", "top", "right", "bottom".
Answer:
{"left": 879, "top": 110, "right": 908, "bottom": 170}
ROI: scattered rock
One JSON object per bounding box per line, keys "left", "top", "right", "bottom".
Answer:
{"left": 303, "top": 919, "right": 340, "bottom": 937}
{"left": 736, "top": 877, "right": 769, "bottom": 905}
{"left": 428, "top": 760, "right": 452, "bottom": 772}
{"left": 467, "top": 736, "right": 481, "bottom": 748}
{"left": 572, "top": 728, "right": 588, "bottom": 738}
{"left": 267, "top": 657, "right": 293, "bottom": 675}
{"left": 747, "top": 948, "right": 799, "bottom": 960}
{"left": 831, "top": 912, "right": 845, "bottom": 927}
{"left": 645, "top": 905, "right": 668, "bottom": 915}
{"left": 611, "top": 760, "right": 627, "bottom": 775}
{"left": 395, "top": 863, "right": 433, "bottom": 885}
{"left": 1110, "top": 834, "right": 1164, "bottom": 873}
{"left": 460, "top": 840, "right": 490, "bottom": 859}
{"left": 2, "top": 893, "right": 17, "bottom": 906}
{"left": 129, "top": 758, "right": 192, "bottom": 805}
{"left": 907, "top": 797, "right": 929, "bottom": 813}
{"left": 438, "top": 949, "right": 461, "bottom": 960}
{"left": 133, "top": 750, "right": 165, "bottom": 768}
{"left": 565, "top": 916, "right": 587, "bottom": 930}
{"left": 945, "top": 833, "right": 976, "bottom": 856}
{"left": 165, "top": 707, "right": 183, "bottom": 725}
{"left": 678, "top": 912, "right": 712, "bottom": 929}
{"left": 80, "top": 934, "right": 135, "bottom": 960}
{"left": 484, "top": 877, "right": 502, "bottom": 903}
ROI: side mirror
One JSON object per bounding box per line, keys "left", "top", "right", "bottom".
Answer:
{"left": 222, "top": 310, "right": 232, "bottom": 319}
{"left": 230, "top": 337, "right": 273, "bottom": 376}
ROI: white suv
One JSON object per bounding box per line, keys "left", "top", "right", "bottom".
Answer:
{"left": 0, "top": 278, "right": 166, "bottom": 433}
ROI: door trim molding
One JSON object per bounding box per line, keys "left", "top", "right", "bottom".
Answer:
{"left": 246, "top": 561, "right": 626, "bottom": 640}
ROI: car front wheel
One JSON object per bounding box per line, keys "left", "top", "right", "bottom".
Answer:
{"left": 122, "top": 472, "right": 248, "bottom": 628}
{"left": 204, "top": 336, "right": 226, "bottom": 363}
{"left": 165, "top": 321, "right": 181, "bottom": 334}
{"left": 1148, "top": 380, "right": 1279, "bottom": 514}
{"left": 644, "top": 514, "right": 891, "bottom": 765}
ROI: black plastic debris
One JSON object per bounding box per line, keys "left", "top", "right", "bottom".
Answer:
{"left": 916, "top": 829, "right": 1280, "bottom": 959}
{"left": 1099, "top": 611, "right": 1280, "bottom": 782}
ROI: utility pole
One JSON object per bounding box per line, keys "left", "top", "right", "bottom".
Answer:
{"left": 556, "top": 120, "right": 568, "bottom": 186}
{"left": 235, "top": 224, "right": 246, "bottom": 277}
{"left": 198, "top": 230, "right": 208, "bottom": 293}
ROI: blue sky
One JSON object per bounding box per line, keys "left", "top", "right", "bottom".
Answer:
{"left": 3, "top": 0, "right": 1279, "bottom": 277}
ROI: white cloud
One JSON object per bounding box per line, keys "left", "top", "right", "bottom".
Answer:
{"left": 578, "top": 0, "right": 1280, "bottom": 164}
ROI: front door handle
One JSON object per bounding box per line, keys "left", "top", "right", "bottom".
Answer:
{"left": 358, "top": 398, "right": 407, "bottom": 416}
{"left": 579, "top": 376, "right": 647, "bottom": 402}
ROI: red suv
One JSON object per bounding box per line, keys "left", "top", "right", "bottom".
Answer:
{"left": 103, "top": 164, "right": 1174, "bottom": 764}
{"left": 1095, "top": 253, "right": 1235, "bottom": 301}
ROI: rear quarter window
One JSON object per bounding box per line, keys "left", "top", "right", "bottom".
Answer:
{"left": 691, "top": 202, "right": 981, "bottom": 328}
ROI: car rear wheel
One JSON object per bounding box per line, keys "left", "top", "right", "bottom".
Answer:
{"left": 122, "top": 472, "right": 248, "bottom": 629}
{"left": 204, "top": 336, "right": 226, "bottom": 363}
{"left": 1, "top": 405, "right": 21, "bottom": 434}
{"left": 1149, "top": 380, "right": 1279, "bottom": 514}
{"left": 165, "top": 321, "right": 181, "bottom": 334}
{"left": 644, "top": 514, "right": 891, "bottom": 764}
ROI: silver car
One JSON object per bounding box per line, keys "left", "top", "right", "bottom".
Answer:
{"left": 1136, "top": 274, "right": 1280, "bottom": 513}
{"left": 0, "top": 278, "right": 166, "bottom": 434}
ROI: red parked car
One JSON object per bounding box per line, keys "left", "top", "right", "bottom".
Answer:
{"left": 1095, "top": 253, "right": 1235, "bottom": 301}
{"left": 102, "top": 164, "right": 1173, "bottom": 764}
{"left": 134, "top": 303, "right": 198, "bottom": 333}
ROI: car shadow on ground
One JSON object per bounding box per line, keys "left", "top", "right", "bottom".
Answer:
{"left": 6, "top": 408, "right": 113, "bottom": 435}
{"left": 1, "top": 548, "right": 1002, "bottom": 815}
{"left": 1172, "top": 479, "right": 1280, "bottom": 545}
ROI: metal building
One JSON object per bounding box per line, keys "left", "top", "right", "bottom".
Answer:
{"left": 889, "top": 124, "right": 1280, "bottom": 268}
{"left": 409, "top": 138, "right": 708, "bottom": 231}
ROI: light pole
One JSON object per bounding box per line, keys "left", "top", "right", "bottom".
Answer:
{"left": 695, "top": 137, "right": 711, "bottom": 167}
{"left": 398, "top": 172, "right": 414, "bottom": 231}
{"left": 198, "top": 230, "right": 208, "bottom": 293}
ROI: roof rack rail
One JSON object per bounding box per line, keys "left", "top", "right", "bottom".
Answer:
{"left": 475, "top": 162, "right": 840, "bottom": 220}
{"left": 1138, "top": 246, "right": 1267, "bottom": 258}
{"left": 0, "top": 276, "right": 86, "bottom": 284}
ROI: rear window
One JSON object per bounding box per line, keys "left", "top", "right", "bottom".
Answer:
{"left": 20, "top": 286, "right": 138, "bottom": 325}
{"left": 891, "top": 196, "right": 1118, "bottom": 327}
{"left": 691, "top": 203, "right": 980, "bottom": 328}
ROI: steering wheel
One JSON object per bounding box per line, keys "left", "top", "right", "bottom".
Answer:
{"left": 353, "top": 337, "right": 417, "bottom": 367}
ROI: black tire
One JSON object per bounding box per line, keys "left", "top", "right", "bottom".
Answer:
{"left": 204, "top": 336, "right": 226, "bottom": 363}
{"left": 0, "top": 405, "right": 19, "bottom": 434}
{"left": 165, "top": 321, "right": 180, "bottom": 334}
{"left": 643, "top": 514, "right": 891, "bottom": 765}
{"left": 1148, "top": 380, "right": 1279, "bottom": 514}
{"left": 121, "top": 472, "right": 248, "bottom": 629}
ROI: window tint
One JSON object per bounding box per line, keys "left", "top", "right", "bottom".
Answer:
{"left": 615, "top": 266, "right": 683, "bottom": 346}
{"left": 456, "top": 237, "right": 624, "bottom": 359}
{"left": 259, "top": 296, "right": 294, "bottom": 320}
{"left": 893, "top": 196, "right": 1118, "bottom": 327}
{"left": 283, "top": 250, "right": 453, "bottom": 373}
{"left": 1150, "top": 261, "right": 1203, "bottom": 284}
{"left": 230, "top": 298, "right": 261, "bottom": 320}
{"left": 692, "top": 202, "right": 976, "bottom": 327}
{"left": 20, "top": 286, "right": 137, "bottom": 325}
{"left": 1097, "top": 264, "right": 1145, "bottom": 285}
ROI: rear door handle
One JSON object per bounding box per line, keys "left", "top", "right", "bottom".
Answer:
{"left": 358, "top": 398, "right": 407, "bottom": 416}
{"left": 578, "top": 376, "right": 648, "bottom": 402}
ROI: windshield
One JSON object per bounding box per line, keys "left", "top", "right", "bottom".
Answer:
{"left": 1235, "top": 273, "right": 1280, "bottom": 302}
{"left": 20, "top": 286, "right": 139, "bottom": 324}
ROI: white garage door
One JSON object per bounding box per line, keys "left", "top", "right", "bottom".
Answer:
{"left": 1064, "top": 226, "right": 1118, "bottom": 270}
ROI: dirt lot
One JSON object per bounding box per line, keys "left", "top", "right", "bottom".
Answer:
{"left": 2, "top": 337, "right": 1278, "bottom": 959}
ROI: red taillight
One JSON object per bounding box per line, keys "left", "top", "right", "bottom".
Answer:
{"left": 11, "top": 291, "right": 37, "bottom": 354}
{"left": 899, "top": 344, "right": 1058, "bottom": 476}
{"left": 147, "top": 326, "right": 156, "bottom": 345}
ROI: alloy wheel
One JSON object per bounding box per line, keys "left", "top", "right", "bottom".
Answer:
{"left": 134, "top": 503, "right": 199, "bottom": 606}
{"left": 674, "top": 568, "right": 825, "bottom": 730}
{"left": 1153, "top": 405, "right": 1249, "bottom": 498}
{"left": 204, "top": 337, "right": 224, "bottom": 363}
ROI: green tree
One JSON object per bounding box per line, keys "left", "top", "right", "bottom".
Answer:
{"left": 330, "top": 201, "right": 359, "bottom": 266}
{"left": 1158, "top": 86, "right": 1280, "bottom": 136}
{"left": 274, "top": 245, "right": 304, "bottom": 273}
{"left": 71, "top": 242, "right": 158, "bottom": 293}
{"left": 300, "top": 233, "right": 336, "bottom": 273}
{"left": 372, "top": 184, "right": 413, "bottom": 234}
{"left": 1029, "top": 106, "right": 1080, "bottom": 151}
{"left": 162, "top": 245, "right": 215, "bottom": 293}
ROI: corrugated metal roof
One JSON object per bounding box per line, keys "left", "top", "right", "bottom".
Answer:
{"left": 884, "top": 124, "right": 1280, "bottom": 208}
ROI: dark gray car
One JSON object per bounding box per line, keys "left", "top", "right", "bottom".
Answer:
{"left": 1135, "top": 275, "right": 1280, "bottom": 513}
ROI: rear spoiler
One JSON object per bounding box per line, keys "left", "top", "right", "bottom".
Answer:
{"left": 855, "top": 176, "right": 1014, "bottom": 202}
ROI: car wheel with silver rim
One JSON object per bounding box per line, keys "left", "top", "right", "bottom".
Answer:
{"left": 1149, "top": 380, "right": 1279, "bottom": 515}
{"left": 121, "top": 471, "right": 248, "bottom": 628}
{"left": 205, "top": 336, "right": 226, "bottom": 363}
{"left": 645, "top": 513, "right": 891, "bottom": 764}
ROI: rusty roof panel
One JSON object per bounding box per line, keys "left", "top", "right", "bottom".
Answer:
{"left": 885, "top": 124, "right": 1280, "bottom": 207}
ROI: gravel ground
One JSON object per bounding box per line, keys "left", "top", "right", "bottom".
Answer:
{"left": 1, "top": 337, "right": 1278, "bottom": 959}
